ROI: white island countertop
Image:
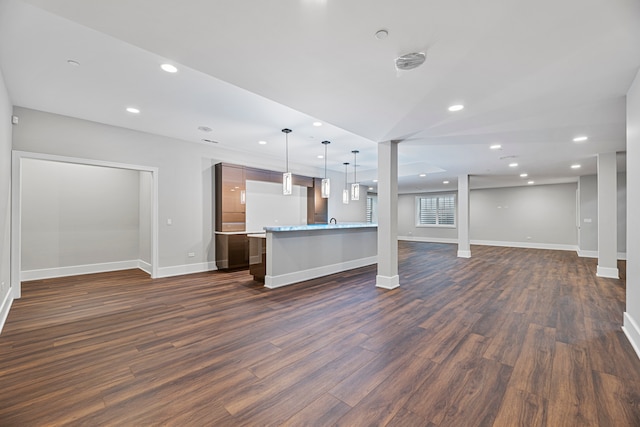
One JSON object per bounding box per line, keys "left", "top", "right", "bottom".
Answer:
{"left": 264, "top": 223, "right": 377, "bottom": 232}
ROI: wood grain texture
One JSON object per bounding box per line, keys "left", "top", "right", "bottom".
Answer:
{"left": 0, "top": 243, "right": 638, "bottom": 426}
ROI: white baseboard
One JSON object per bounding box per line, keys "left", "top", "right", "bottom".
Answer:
{"left": 156, "top": 261, "right": 217, "bottom": 278}
{"left": 623, "top": 312, "right": 640, "bottom": 361}
{"left": 471, "top": 240, "right": 578, "bottom": 252}
{"left": 596, "top": 265, "right": 619, "bottom": 279}
{"left": 376, "top": 274, "right": 400, "bottom": 290}
{"left": 0, "top": 288, "right": 14, "bottom": 334}
{"left": 457, "top": 250, "right": 471, "bottom": 258}
{"left": 138, "top": 260, "right": 152, "bottom": 275}
{"left": 21, "top": 260, "right": 143, "bottom": 281}
{"left": 398, "top": 236, "right": 457, "bottom": 244}
{"left": 577, "top": 250, "right": 627, "bottom": 260}
{"left": 265, "top": 256, "right": 377, "bottom": 289}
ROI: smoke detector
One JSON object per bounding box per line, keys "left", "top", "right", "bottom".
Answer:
{"left": 395, "top": 52, "right": 426, "bottom": 71}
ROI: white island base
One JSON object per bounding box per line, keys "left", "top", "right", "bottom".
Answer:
{"left": 263, "top": 223, "right": 377, "bottom": 289}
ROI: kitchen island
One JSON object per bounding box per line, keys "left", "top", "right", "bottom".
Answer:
{"left": 255, "top": 223, "right": 377, "bottom": 289}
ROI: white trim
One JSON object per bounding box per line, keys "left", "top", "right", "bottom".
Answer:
{"left": 623, "top": 312, "right": 640, "bottom": 360}
{"left": 157, "top": 262, "right": 217, "bottom": 278}
{"left": 265, "top": 256, "right": 377, "bottom": 289}
{"left": 577, "top": 250, "right": 627, "bottom": 260}
{"left": 471, "top": 239, "right": 578, "bottom": 252}
{"left": 398, "top": 236, "right": 457, "bottom": 244}
{"left": 577, "top": 250, "right": 599, "bottom": 258}
{"left": 0, "top": 289, "right": 14, "bottom": 334}
{"left": 11, "top": 151, "right": 160, "bottom": 300}
{"left": 596, "top": 265, "right": 619, "bottom": 279}
{"left": 457, "top": 250, "right": 471, "bottom": 258}
{"left": 21, "top": 260, "right": 149, "bottom": 281}
{"left": 138, "top": 260, "right": 152, "bottom": 275}
{"left": 376, "top": 274, "right": 400, "bottom": 290}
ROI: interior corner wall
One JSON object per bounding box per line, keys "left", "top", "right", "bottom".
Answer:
{"left": 624, "top": 68, "right": 640, "bottom": 357}
{"left": 0, "top": 66, "right": 13, "bottom": 329}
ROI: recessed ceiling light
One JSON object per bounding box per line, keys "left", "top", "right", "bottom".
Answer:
{"left": 198, "top": 126, "right": 212, "bottom": 132}
{"left": 67, "top": 59, "right": 80, "bottom": 66}
{"left": 571, "top": 164, "right": 581, "bottom": 169}
{"left": 490, "top": 144, "right": 502, "bottom": 150}
{"left": 528, "top": 180, "right": 535, "bottom": 185}
{"left": 368, "top": 187, "right": 374, "bottom": 190}
{"left": 448, "top": 104, "right": 464, "bottom": 112}
{"left": 520, "top": 173, "right": 528, "bottom": 178}
{"left": 317, "top": 155, "right": 324, "bottom": 159}
{"left": 373, "top": 179, "right": 378, "bottom": 183}
{"left": 374, "top": 29, "right": 389, "bottom": 40}
{"left": 573, "top": 136, "right": 588, "bottom": 142}
{"left": 313, "top": 121, "right": 322, "bottom": 127}
{"left": 126, "top": 107, "right": 140, "bottom": 114}
{"left": 443, "top": 180, "right": 450, "bottom": 184}
{"left": 161, "top": 63, "right": 178, "bottom": 73}
{"left": 509, "top": 162, "right": 518, "bottom": 168}
{"left": 419, "top": 173, "right": 427, "bottom": 177}
{"left": 258, "top": 140, "right": 267, "bottom": 145}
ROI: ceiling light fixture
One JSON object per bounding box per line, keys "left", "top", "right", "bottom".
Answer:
{"left": 395, "top": 52, "right": 426, "bottom": 71}
{"left": 571, "top": 164, "right": 581, "bottom": 169}
{"left": 161, "top": 63, "right": 178, "bottom": 73}
{"left": 573, "top": 136, "right": 588, "bottom": 142}
{"left": 419, "top": 173, "right": 427, "bottom": 177}
{"left": 373, "top": 179, "right": 378, "bottom": 183}
{"left": 343, "top": 162, "right": 350, "bottom": 204}
{"left": 258, "top": 140, "right": 267, "bottom": 145}
{"left": 509, "top": 162, "right": 518, "bottom": 168}
{"left": 443, "top": 180, "right": 450, "bottom": 184}
{"left": 520, "top": 173, "right": 528, "bottom": 178}
{"left": 282, "top": 128, "right": 293, "bottom": 195}
{"left": 198, "top": 126, "right": 212, "bottom": 132}
{"left": 321, "top": 141, "right": 331, "bottom": 198}
{"left": 313, "top": 121, "right": 322, "bottom": 127}
{"left": 528, "top": 181, "right": 535, "bottom": 185}
{"left": 490, "top": 144, "right": 502, "bottom": 150}
{"left": 448, "top": 104, "right": 464, "bottom": 112}
{"left": 126, "top": 107, "right": 140, "bottom": 114}
{"left": 351, "top": 150, "right": 360, "bottom": 201}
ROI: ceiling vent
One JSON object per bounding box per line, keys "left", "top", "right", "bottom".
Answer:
{"left": 395, "top": 52, "right": 426, "bottom": 71}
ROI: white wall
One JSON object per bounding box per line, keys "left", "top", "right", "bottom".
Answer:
{"left": 21, "top": 159, "right": 141, "bottom": 274}
{"left": 326, "top": 171, "right": 367, "bottom": 223}
{"left": 624, "top": 69, "right": 640, "bottom": 357}
{"left": 245, "top": 180, "right": 307, "bottom": 231}
{"left": 0, "top": 66, "right": 12, "bottom": 330}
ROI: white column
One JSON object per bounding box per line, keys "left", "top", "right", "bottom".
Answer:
{"left": 457, "top": 174, "right": 471, "bottom": 258}
{"left": 376, "top": 140, "right": 400, "bottom": 289}
{"left": 597, "top": 152, "right": 619, "bottom": 278}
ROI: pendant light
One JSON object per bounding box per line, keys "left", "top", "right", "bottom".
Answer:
{"left": 351, "top": 150, "right": 360, "bottom": 201}
{"left": 282, "top": 128, "right": 292, "bottom": 195}
{"left": 321, "top": 141, "right": 331, "bottom": 198}
{"left": 342, "top": 162, "right": 350, "bottom": 204}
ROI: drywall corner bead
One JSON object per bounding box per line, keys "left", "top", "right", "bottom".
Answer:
{"left": 11, "top": 115, "right": 18, "bottom": 125}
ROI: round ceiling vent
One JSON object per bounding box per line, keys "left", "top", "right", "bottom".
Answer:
{"left": 395, "top": 52, "right": 426, "bottom": 71}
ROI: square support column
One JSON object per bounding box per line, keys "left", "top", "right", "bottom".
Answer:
{"left": 597, "top": 152, "right": 619, "bottom": 278}
{"left": 457, "top": 174, "right": 471, "bottom": 258}
{"left": 376, "top": 140, "right": 400, "bottom": 289}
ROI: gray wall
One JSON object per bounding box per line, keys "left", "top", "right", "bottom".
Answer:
{"left": 0, "top": 67, "right": 11, "bottom": 307}
{"left": 21, "top": 159, "right": 141, "bottom": 271}
{"left": 398, "top": 192, "right": 458, "bottom": 242}
{"left": 139, "top": 171, "right": 152, "bottom": 268}
{"left": 625, "top": 67, "right": 640, "bottom": 355}
{"left": 578, "top": 173, "right": 627, "bottom": 256}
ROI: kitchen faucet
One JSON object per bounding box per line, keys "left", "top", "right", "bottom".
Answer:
{"left": 330, "top": 217, "right": 337, "bottom": 224}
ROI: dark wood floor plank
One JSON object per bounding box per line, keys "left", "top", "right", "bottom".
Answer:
{"left": 0, "top": 242, "right": 638, "bottom": 426}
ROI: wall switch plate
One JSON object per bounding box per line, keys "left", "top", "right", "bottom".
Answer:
{"left": 11, "top": 115, "right": 18, "bottom": 125}
{"left": 188, "top": 252, "right": 195, "bottom": 257}
{"left": 167, "top": 218, "right": 172, "bottom": 225}
{"left": 584, "top": 218, "right": 592, "bottom": 223}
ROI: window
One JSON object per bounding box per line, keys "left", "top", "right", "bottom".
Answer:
{"left": 416, "top": 194, "right": 456, "bottom": 227}
{"left": 366, "top": 196, "right": 374, "bottom": 223}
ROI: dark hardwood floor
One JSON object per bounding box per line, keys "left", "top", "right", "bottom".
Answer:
{"left": 1, "top": 242, "right": 639, "bottom": 426}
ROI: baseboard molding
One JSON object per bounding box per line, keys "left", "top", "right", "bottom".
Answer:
{"left": 457, "top": 250, "right": 471, "bottom": 258}
{"left": 398, "top": 236, "right": 457, "bottom": 244}
{"left": 623, "top": 312, "right": 640, "bottom": 361}
{"left": 156, "top": 261, "right": 217, "bottom": 278}
{"left": 265, "top": 256, "right": 377, "bottom": 289}
{"left": 596, "top": 265, "right": 619, "bottom": 279}
{"left": 577, "top": 250, "right": 627, "bottom": 260}
{"left": 138, "top": 260, "right": 152, "bottom": 275}
{"left": 0, "top": 288, "right": 14, "bottom": 334}
{"left": 376, "top": 274, "right": 400, "bottom": 290}
{"left": 471, "top": 240, "right": 578, "bottom": 252}
{"left": 21, "top": 260, "right": 143, "bottom": 281}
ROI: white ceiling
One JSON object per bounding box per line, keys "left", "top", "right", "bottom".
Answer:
{"left": 1, "top": 0, "right": 638, "bottom": 193}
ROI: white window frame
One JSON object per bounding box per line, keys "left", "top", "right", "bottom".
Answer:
{"left": 415, "top": 194, "right": 457, "bottom": 228}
